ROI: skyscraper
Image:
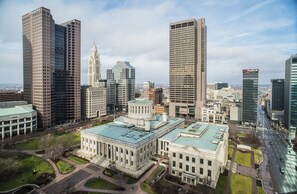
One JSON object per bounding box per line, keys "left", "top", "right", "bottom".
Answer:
{"left": 88, "top": 44, "right": 101, "bottom": 87}
{"left": 284, "top": 55, "right": 297, "bottom": 128}
{"left": 242, "top": 69, "right": 259, "bottom": 124}
{"left": 23, "top": 7, "right": 81, "bottom": 128}
{"left": 169, "top": 18, "right": 207, "bottom": 120}
{"left": 270, "top": 79, "right": 284, "bottom": 111}
{"left": 23, "top": 7, "right": 54, "bottom": 129}
{"left": 107, "top": 61, "right": 135, "bottom": 112}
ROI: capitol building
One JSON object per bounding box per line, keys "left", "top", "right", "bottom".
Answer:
{"left": 80, "top": 99, "right": 184, "bottom": 177}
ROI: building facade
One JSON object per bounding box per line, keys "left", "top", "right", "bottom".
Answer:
{"left": 22, "top": 7, "right": 81, "bottom": 128}
{"left": 0, "top": 104, "right": 37, "bottom": 139}
{"left": 88, "top": 44, "right": 101, "bottom": 87}
{"left": 107, "top": 61, "right": 135, "bottom": 112}
{"left": 169, "top": 18, "right": 207, "bottom": 120}
{"left": 81, "top": 86, "right": 107, "bottom": 119}
{"left": 270, "top": 79, "right": 284, "bottom": 111}
{"left": 0, "top": 91, "right": 23, "bottom": 102}
{"left": 159, "top": 122, "right": 228, "bottom": 188}
{"left": 230, "top": 106, "right": 241, "bottom": 122}
{"left": 80, "top": 99, "right": 184, "bottom": 178}
{"left": 242, "top": 69, "right": 259, "bottom": 124}
{"left": 284, "top": 55, "right": 297, "bottom": 129}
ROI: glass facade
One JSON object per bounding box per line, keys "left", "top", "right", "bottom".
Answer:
{"left": 54, "top": 24, "right": 66, "bottom": 123}
{"left": 242, "top": 69, "right": 259, "bottom": 124}
{"left": 285, "top": 56, "right": 297, "bottom": 128}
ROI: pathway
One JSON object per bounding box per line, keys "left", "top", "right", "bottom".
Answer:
{"left": 258, "top": 147, "right": 274, "bottom": 194}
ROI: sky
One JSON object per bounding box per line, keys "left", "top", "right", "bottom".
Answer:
{"left": 0, "top": 0, "right": 296, "bottom": 85}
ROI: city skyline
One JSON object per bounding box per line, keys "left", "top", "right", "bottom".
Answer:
{"left": 0, "top": 0, "right": 297, "bottom": 85}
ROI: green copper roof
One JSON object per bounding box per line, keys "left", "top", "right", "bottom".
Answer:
{"left": 0, "top": 106, "right": 35, "bottom": 117}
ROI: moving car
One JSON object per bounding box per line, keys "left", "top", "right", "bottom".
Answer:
{"left": 280, "top": 167, "right": 285, "bottom": 174}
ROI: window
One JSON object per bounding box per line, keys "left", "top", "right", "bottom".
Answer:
{"left": 173, "top": 152, "right": 176, "bottom": 157}
{"left": 131, "top": 161, "right": 133, "bottom": 166}
{"left": 116, "top": 147, "right": 118, "bottom": 151}
{"left": 179, "top": 154, "right": 183, "bottom": 159}
{"left": 121, "top": 158, "right": 123, "bottom": 162}
{"left": 192, "top": 158, "right": 195, "bottom": 163}
{"left": 126, "top": 150, "right": 128, "bottom": 154}
{"left": 131, "top": 151, "right": 134, "bottom": 156}
{"left": 126, "top": 159, "right": 128, "bottom": 164}
{"left": 200, "top": 159, "right": 204, "bottom": 164}
{"left": 121, "top": 148, "right": 123, "bottom": 153}
{"left": 208, "top": 170, "right": 211, "bottom": 177}
{"left": 186, "top": 156, "right": 189, "bottom": 161}
{"left": 173, "top": 161, "right": 176, "bottom": 167}
{"left": 200, "top": 168, "right": 203, "bottom": 175}
{"left": 208, "top": 161, "right": 212, "bottom": 166}
{"left": 179, "top": 163, "right": 182, "bottom": 169}
{"left": 192, "top": 166, "right": 195, "bottom": 173}
{"left": 186, "top": 165, "right": 189, "bottom": 171}
{"left": 172, "top": 170, "right": 175, "bottom": 174}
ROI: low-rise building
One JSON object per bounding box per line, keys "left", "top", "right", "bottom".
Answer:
{"left": 154, "top": 104, "right": 165, "bottom": 115}
{"left": 80, "top": 99, "right": 184, "bottom": 178}
{"left": 201, "top": 106, "right": 227, "bottom": 124}
{"left": 0, "top": 104, "right": 37, "bottom": 139}
{"left": 230, "top": 106, "right": 242, "bottom": 122}
{"left": 160, "top": 122, "right": 228, "bottom": 188}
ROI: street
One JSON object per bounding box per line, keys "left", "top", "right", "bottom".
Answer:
{"left": 258, "top": 105, "right": 297, "bottom": 194}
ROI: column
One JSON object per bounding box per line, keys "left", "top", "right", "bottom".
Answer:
{"left": 17, "top": 119, "right": 20, "bottom": 135}
{"left": 2, "top": 127, "right": 4, "bottom": 140}
{"left": 30, "top": 120, "right": 33, "bottom": 132}
{"left": 9, "top": 125, "right": 12, "bottom": 138}
{"left": 24, "top": 123, "right": 27, "bottom": 134}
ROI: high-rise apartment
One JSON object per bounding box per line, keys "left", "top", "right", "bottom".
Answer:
{"left": 242, "top": 69, "right": 259, "bottom": 124}
{"left": 88, "top": 44, "right": 101, "bottom": 87}
{"left": 169, "top": 18, "right": 207, "bottom": 120}
{"left": 23, "top": 7, "right": 81, "bottom": 128}
{"left": 270, "top": 79, "right": 284, "bottom": 111}
{"left": 284, "top": 55, "right": 297, "bottom": 128}
{"left": 107, "top": 61, "right": 135, "bottom": 112}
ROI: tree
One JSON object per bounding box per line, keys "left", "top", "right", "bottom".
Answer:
{"left": 39, "top": 134, "right": 55, "bottom": 150}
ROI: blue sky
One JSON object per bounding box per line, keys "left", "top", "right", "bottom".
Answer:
{"left": 0, "top": 0, "right": 296, "bottom": 85}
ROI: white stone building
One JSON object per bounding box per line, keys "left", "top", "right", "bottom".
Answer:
{"left": 80, "top": 99, "right": 184, "bottom": 178}
{"left": 88, "top": 43, "right": 101, "bottom": 87}
{"left": 0, "top": 104, "right": 37, "bottom": 139}
{"left": 201, "top": 106, "right": 227, "bottom": 124}
{"left": 230, "top": 106, "right": 242, "bottom": 122}
{"left": 81, "top": 86, "right": 107, "bottom": 119}
{"left": 159, "top": 122, "right": 228, "bottom": 188}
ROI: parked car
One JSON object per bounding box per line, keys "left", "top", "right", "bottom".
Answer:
{"left": 280, "top": 158, "right": 284, "bottom": 163}
{"left": 269, "top": 142, "right": 273, "bottom": 145}
{"left": 280, "top": 167, "right": 285, "bottom": 174}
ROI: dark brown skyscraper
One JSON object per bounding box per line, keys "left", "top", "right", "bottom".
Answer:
{"left": 22, "top": 7, "right": 81, "bottom": 129}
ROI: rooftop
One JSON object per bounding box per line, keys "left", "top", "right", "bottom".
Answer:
{"left": 0, "top": 105, "right": 35, "bottom": 117}
{"left": 83, "top": 115, "right": 184, "bottom": 146}
{"left": 163, "top": 122, "right": 228, "bottom": 151}
{"left": 128, "top": 98, "right": 152, "bottom": 104}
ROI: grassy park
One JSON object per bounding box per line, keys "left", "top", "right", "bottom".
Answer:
{"left": 10, "top": 132, "right": 81, "bottom": 150}
{"left": 56, "top": 160, "right": 75, "bottom": 174}
{"left": 229, "top": 173, "right": 252, "bottom": 194}
{"left": 0, "top": 153, "right": 54, "bottom": 191}
{"left": 85, "top": 178, "right": 118, "bottom": 190}
{"left": 234, "top": 150, "right": 252, "bottom": 167}
{"left": 67, "top": 155, "right": 89, "bottom": 165}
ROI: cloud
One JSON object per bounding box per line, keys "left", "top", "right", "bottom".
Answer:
{"left": 0, "top": 0, "right": 296, "bottom": 86}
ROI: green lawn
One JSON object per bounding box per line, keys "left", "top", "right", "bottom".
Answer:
{"left": 140, "top": 182, "right": 155, "bottom": 194}
{"left": 228, "top": 144, "right": 235, "bottom": 159}
{"left": 252, "top": 148, "right": 263, "bottom": 164}
{"left": 215, "top": 174, "right": 227, "bottom": 193}
{"left": 145, "top": 166, "right": 165, "bottom": 184}
{"left": 0, "top": 153, "right": 54, "bottom": 191}
{"left": 257, "top": 186, "right": 265, "bottom": 194}
{"left": 85, "top": 178, "right": 118, "bottom": 190}
{"left": 67, "top": 155, "right": 89, "bottom": 165}
{"left": 14, "top": 138, "right": 40, "bottom": 150}
{"left": 56, "top": 160, "right": 75, "bottom": 174}
{"left": 234, "top": 150, "right": 252, "bottom": 167}
{"left": 229, "top": 173, "right": 252, "bottom": 194}
{"left": 10, "top": 132, "right": 81, "bottom": 150}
